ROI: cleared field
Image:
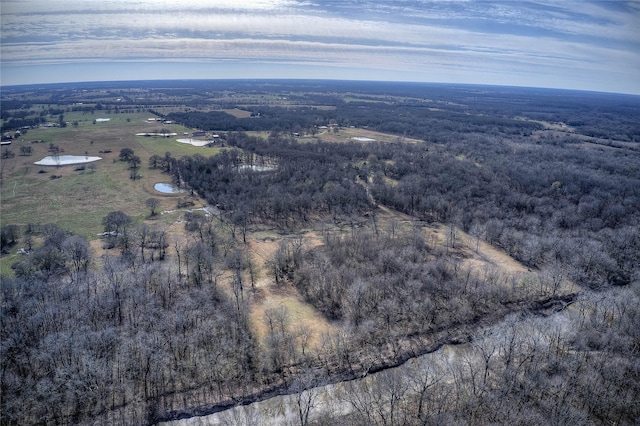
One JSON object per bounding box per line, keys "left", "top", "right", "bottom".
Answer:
{"left": 221, "top": 108, "right": 253, "bottom": 118}
{"left": 246, "top": 233, "right": 336, "bottom": 350}
{"left": 0, "top": 112, "right": 205, "bottom": 241}
{"left": 136, "top": 136, "right": 223, "bottom": 157}
{"left": 312, "top": 126, "right": 423, "bottom": 144}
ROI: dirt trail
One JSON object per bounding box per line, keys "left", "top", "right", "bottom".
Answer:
{"left": 454, "top": 228, "right": 529, "bottom": 275}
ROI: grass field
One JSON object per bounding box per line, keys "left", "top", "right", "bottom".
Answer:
{"left": 0, "top": 112, "right": 213, "bottom": 241}
{"left": 307, "top": 127, "right": 423, "bottom": 144}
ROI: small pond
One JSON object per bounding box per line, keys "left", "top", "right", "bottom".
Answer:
{"left": 154, "top": 183, "right": 184, "bottom": 194}
{"left": 237, "top": 165, "right": 276, "bottom": 172}
{"left": 34, "top": 155, "right": 102, "bottom": 166}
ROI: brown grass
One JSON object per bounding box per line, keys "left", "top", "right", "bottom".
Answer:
{"left": 311, "top": 127, "right": 423, "bottom": 144}
{"left": 245, "top": 233, "right": 336, "bottom": 350}
{"left": 221, "top": 108, "right": 253, "bottom": 118}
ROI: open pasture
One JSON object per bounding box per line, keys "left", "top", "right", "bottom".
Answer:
{"left": 0, "top": 111, "right": 209, "bottom": 240}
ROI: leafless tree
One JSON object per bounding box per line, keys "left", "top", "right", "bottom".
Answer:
{"left": 289, "top": 367, "right": 323, "bottom": 426}
{"left": 62, "top": 234, "right": 92, "bottom": 280}
{"left": 146, "top": 198, "right": 160, "bottom": 217}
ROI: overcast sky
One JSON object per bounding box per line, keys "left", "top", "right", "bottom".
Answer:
{"left": 1, "top": 0, "right": 639, "bottom": 94}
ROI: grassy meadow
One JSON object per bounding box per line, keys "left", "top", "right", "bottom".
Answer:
{"left": 0, "top": 111, "right": 218, "bottom": 242}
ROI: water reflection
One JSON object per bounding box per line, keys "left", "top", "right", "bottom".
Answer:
{"left": 154, "top": 183, "right": 184, "bottom": 193}
{"left": 237, "top": 165, "right": 276, "bottom": 172}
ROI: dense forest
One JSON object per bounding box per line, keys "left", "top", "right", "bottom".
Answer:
{"left": 1, "top": 80, "right": 639, "bottom": 425}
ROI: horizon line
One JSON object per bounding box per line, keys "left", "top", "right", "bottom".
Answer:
{"left": 3, "top": 78, "right": 638, "bottom": 97}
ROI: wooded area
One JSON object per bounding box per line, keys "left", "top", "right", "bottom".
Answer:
{"left": 1, "top": 80, "right": 639, "bottom": 425}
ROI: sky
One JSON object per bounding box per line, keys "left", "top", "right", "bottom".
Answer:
{"left": 1, "top": 0, "right": 639, "bottom": 94}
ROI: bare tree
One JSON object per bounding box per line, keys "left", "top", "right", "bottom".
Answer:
{"left": 135, "top": 224, "right": 151, "bottom": 263}
{"left": 146, "top": 198, "right": 160, "bottom": 217}
{"left": 538, "top": 260, "right": 567, "bottom": 297}
{"left": 264, "top": 306, "right": 295, "bottom": 371}
{"left": 295, "top": 324, "right": 313, "bottom": 358}
{"left": 62, "top": 234, "right": 92, "bottom": 280}
{"left": 405, "top": 353, "right": 446, "bottom": 422}
{"left": 102, "top": 211, "right": 132, "bottom": 251}
{"left": 341, "top": 367, "right": 410, "bottom": 426}
{"left": 289, "top": 368, "right": 323, "bottom": 426}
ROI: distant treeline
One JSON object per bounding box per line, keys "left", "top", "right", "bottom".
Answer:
{"left": 165, "top": 103, "right": 544, "bottom": 137}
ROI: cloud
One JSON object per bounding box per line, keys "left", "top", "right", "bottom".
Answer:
{"left": 1, "top": 0, "right": 638, "bottom": 93}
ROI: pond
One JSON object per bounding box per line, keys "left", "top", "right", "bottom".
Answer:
{"left": 237, "top": 164, "right": 276, "bottom": 172}
{"left": 154, "top": 183, "right": 184, "bottom": 194}
{"left": 34, "top": 155, "right": 102, "bottom": 166}
{"left": 176, "top": 138, "right": 210, "bottom": 147}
